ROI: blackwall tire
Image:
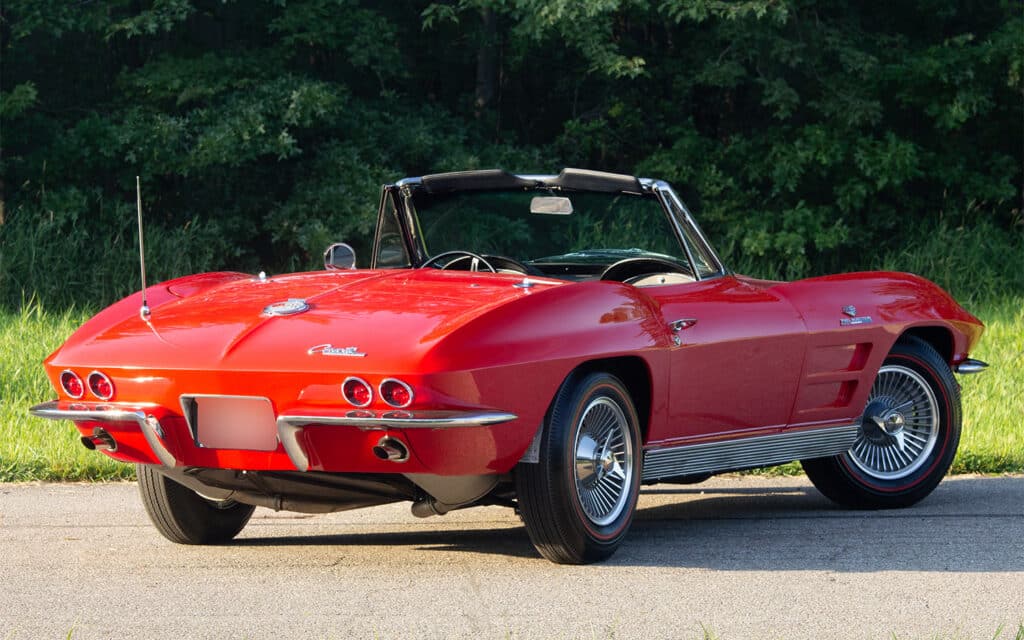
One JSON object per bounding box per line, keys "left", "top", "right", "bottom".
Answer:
{"left": 801, "top": 336, "right": 961, "bottom": 509}
{"left": 136, "top": 464, "right": 255, "bottom": 544}
{"left": 515, "top": 372, "right": 642, "bottom": 564}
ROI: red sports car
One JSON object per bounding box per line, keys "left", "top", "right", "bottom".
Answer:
{"left": 31, "top": 169, "right": 987, "bottom": 564}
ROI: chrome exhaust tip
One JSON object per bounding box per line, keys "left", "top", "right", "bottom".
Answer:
{"left": 954, "top": 358, "right": 989, "bottom": 374}
{"left": 372, "top": 436, "right": 409, "bottom": 463}
{"left": 81, "top": 427, "right": 117, "bottom": 452}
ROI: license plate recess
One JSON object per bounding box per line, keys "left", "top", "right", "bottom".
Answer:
{"left": 181, "top": 395, "right": 278, "bottom": 451}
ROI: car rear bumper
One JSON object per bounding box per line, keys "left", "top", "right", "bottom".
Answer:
{"left": 29, "top": 400, "right": 521, "bottom": 475}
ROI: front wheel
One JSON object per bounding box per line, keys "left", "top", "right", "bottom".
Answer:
{"left": 516, "top": 372, "right": 642, "bottom": 564}
{"left": 136, "top": 464, "right": 255, "bottom": 544}
{"left": 801, "top": 336, "right": 961, "bottom": 509}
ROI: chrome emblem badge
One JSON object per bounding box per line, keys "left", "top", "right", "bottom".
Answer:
{"left": 262, "top": 298, "right": 309, "bottom": 316}
{"left": 840, "top": 304, "right": 873, "bottom": 326}
{"left": 308, "top": 343, "right": 366, "bottom": 357}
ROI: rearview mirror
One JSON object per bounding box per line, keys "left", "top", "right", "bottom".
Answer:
{"left": 324, "top": 243, "right": 357, "bottom": 270}
{"left": 530, "top": 196, "right": 573, "bottom": 215}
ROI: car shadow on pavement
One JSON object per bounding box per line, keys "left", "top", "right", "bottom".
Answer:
{"left": 227, "top": 476, "right": 1022, "bottom": 570}
{"left": 233, "top": 526, "right": 540, "bottom": 559}
{"left": 616, "top": 476, "right": 1024, "bottom": 572}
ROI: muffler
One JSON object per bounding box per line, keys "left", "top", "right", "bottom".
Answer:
{"left": 80, "top": 427, "right": 117, "bottom": 452}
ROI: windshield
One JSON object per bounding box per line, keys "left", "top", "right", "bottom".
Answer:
{"left": 408, "top": 189, "right": 688, "bottom": 278}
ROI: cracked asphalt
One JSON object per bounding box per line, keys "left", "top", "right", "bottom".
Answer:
{"left": 1, "top": 475, "right": 1021, "bottom": 639}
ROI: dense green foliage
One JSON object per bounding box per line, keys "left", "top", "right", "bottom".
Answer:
{"left": 1, "top": 0, "right": 1021, "bottom": 308}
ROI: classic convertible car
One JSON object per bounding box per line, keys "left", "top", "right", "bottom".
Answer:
{"left": 31, "top": 168, "right": 987, "bottom": 564}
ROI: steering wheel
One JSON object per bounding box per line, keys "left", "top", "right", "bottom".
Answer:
{"left": 419, "top": 251, "right": 496, "bottom": 272}
{"left": 599, "top": 257, "right": 693, "bottom": 283}
{"left": 482, "top": 255, "right": 545, "bottom": 276}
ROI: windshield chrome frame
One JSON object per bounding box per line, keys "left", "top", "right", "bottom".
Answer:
{"left": 647, "top": 180, "right": 725, "bottom": 278}
{"left": 377, "top": 171, "right": 726, "bottom": 278}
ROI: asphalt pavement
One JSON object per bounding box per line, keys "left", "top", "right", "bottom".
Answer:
{"left": 1, "top": 474, "right": 1021, "bottom": 639}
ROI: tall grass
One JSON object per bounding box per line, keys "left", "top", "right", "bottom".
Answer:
{"left": 729, "top": 219, "right": 1024, "bottom": 308}
{"left": 0, "top": 194, "right": 235, "bottom": 310}
{"left": 955, "top": 295, "right": 1024, "bottom": 473}
{"left": 0, "top": 301, "right": 134, "bottom": 481}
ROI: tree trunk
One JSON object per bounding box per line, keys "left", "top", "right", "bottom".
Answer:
{"left": 474, "top": 8, "right": 498, "bottom": 117}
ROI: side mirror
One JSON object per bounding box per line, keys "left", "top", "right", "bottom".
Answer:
{"left": 324, "top": 243, "right": 357, "bottom": 270}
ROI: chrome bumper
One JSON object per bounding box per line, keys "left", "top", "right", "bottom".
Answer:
{"left": 275, "top": 410, "right": 517, "bottom": 471}
{"left": 29, "top": 401, "right": 178, "bottom": 467}
{"left": 30, "top": 400, "right": 517, "bottom": 472}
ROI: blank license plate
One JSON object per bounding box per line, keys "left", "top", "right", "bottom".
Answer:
{"left": 193, "top": 396, "right": 278, "bottom": 451}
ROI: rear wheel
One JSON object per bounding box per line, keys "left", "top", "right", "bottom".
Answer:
{"left": 136, "top": 464, "right": 255, "bottom": 544}
{"left": 516, "top": 372, "right": 642, "bottom": 564}
{"left": 801, "top": 336, "right": 961, "bottom": 508}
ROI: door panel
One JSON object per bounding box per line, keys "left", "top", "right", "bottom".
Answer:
{"left": 648, "top": 276, "right": 807, "bottom": 445}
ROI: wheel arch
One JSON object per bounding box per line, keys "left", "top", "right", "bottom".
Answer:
{"left": 572, "top": 356, "right": 653, "bottom": 444}
{"left": 898, "top": 326, "right": 954, "bottom": 364}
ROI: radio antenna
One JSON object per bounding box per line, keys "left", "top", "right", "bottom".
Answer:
{"left": 136, "top": 176, "right": 151, "bottom": 319}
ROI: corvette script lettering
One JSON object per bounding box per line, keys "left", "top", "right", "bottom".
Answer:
{"left": 307, "top": 344, "right": 366, "bottom": 357}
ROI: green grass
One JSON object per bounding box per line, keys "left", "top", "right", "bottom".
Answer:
{"left": 0, "top": 295, "right": 1021, "bottom": 482}
{"left": 954, "top": 295, "right": 1024, "bottom": 473}
{"left": 0, "top": 302, "right": 134, "bottom": 481}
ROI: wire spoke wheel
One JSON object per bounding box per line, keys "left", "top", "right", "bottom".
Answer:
{"left": 515, "top": 371, "right": 642, "bottom": 564}
{"left": 801, "top": 337, "right": 962, "bottom": 509}
{"left": 847, "top": 365, "right": 940, "bottom": 480}
{"left": 573, "top": 397, "right": 634, "bottom": 527}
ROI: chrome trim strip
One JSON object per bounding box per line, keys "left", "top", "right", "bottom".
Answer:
{"left": 655, "top": 180, "right": 727, "bottom": 276}
{"left": 28, "top": 400, "right": 177, "bottom": 467}
{"left": 30, "top": 400, "right": 145, "bottom": 423}
{"left": 650, "top": 182, "right": 700, "bottom": 280}
{"left": 275, "top": 410, "right": 518, "bottom": 472}
{"left": 642, "top": 424, "right": 859, "bottom": 482}
{"left": 277, "top": 410, "right": 518, "bottom": 430}
{"left": 954, "top": 359, "right": 989, "bottom": 374}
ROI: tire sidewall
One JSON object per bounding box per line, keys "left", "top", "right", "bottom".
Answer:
{"left": 549, "top": 373, "right": 642, "bottom": 544}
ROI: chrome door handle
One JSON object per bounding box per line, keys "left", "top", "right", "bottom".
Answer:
{"left": 669, "top": 318, "right": 698, "bottom": 332}
{"left": 668, "top": 318, "right": 697, "bottom": 346}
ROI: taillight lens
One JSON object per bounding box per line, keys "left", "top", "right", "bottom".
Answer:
{"left": 60, "top": 370, "right": 84, "bottom": 399}
{"left": 342, "top": 377, "right": 372, "bottom": 407}
{"left": 87, "top": 371, "right": 115, "bottom": 400}
{"left": 380, "top": 379, "right": 414, "bottom": 408}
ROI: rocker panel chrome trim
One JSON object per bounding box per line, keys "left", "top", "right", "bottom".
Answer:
{"left": 642, "top": 423, "right": 859, "bottom": 481}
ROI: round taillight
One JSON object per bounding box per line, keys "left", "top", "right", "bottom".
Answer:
{"left": 60, "top": 370, "right": 84, "bottom": 399}
{"left": 380, "top": 379, "right": 414, "bottom": 408}
{"left": 342, "top": 377, "right": 372, "bottom": 407}
{"left": 88, "top": 371, "right": 115, "bottom": 400}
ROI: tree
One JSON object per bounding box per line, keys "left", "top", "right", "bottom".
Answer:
{"left": 1, "top": 0, "right": 1020, "bottom": 306}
